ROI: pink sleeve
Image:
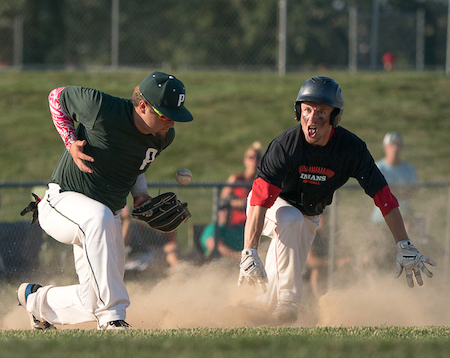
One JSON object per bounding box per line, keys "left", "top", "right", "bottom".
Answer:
{"left": 373, "top": 185, "right": 399, "bottom": 216}
{"left": 48, "top": 87, "right": 77, "bottom": 151}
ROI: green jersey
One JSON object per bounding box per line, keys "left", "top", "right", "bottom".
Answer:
{"left": 50, "top": 86, "right": 174, "bottom": 213}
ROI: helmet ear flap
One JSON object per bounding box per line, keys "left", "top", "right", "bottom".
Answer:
{"left": 330, "top": 108, "right": 339, "bottom": 127}
{"left": 294, "top": 102, "right": 301, "bottom": 121}
{"left": 330, "top": 108, "right": 343, "bottom": 128}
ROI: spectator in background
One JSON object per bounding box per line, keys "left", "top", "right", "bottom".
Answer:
{"left": 371, "top": 132, "right": 418, "bottom": 230}
{"left": 220, "top": 141, "right": 262, "bottom": 226}
{"left": 303, "top": 213, "right": 351, "bottom": 300}
{"left": 369, "top": 132, "right": 419, "bottom": 269}
{"left": 303, "top": 215, "right": 329, "bottom": 299}
{"left": 121, "top": 205, "right": 181, "bottom": 272}
{"left": 199, "top": 142, "right": 262, "bottom": 260}
{"left": 382, "top": 52, "right": 397, "bottom": 71}
{"left": 199, "top": 207, "right": 244, "bottom": 259}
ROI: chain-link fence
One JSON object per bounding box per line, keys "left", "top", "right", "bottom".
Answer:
{"left": 1, "top": 181, "right": 449, "bottom": 288}
{"left": 0, "top": 0, "right": 448, "bottom": 72}
{"left": 0, "top": 182, "right": 220, "bottom": 281}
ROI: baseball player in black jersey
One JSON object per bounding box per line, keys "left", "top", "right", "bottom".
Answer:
{"left": 17, "top": 72, "right": 193, "bottom": 330}
{"left": 238, "top": 76, "right": 436, "bottom": 324}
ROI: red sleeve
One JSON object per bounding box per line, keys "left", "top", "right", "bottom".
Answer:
{"left": 250, "top": 177, "right": 282, "bottom": 208}
{"left": 373, "top": 185, "right": 399, "bottom": 216}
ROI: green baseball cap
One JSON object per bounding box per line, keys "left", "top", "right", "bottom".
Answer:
{"left": 139, "top": 71, "right": 193, "bottom": 122}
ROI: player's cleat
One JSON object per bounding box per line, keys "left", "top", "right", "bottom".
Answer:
{"left": 100, "top": 320, "right": 130, "bottom": 331}
{"left": 17, "top": 283, "right": 57, "bottom": 330}
{"left": 273, "top": 302, "right": 298, "bottom": 325}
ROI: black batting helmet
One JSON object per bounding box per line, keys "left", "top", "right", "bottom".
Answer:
{"left": 294, "top": 76, "right": 344, "bottom": 128}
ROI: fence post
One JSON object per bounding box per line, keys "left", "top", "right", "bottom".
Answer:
{"left": 370, "top": 0, "right": 380, "bottom": 71}
{"left": 277, "top": 0, "right": 287, "bottom": 76}
{"left": 446, "top": 0, "right": 450, "bottom": 74}
{"left": 416, "top": 8, "right": 425, "bottom": 72}
{"left": 13, "top": 15, "right": 23, "bottom": 69}
{"left": 348, "top": 6, "right": 358, "bottom": 72}
{"left": 444, "top": 186, "right": 450, "bottom": 277}
{"left": 327, "top": 192, "right": 337, "bottom": 291}
{"left": 211, "top": 185, "right": 220, "bottom": 258}
{"left": 111, "top": 0, "right": 120, "bottom": 69}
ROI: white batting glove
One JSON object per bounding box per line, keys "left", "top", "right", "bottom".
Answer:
{"left": 238, "top": 248, "right": 268, "bottom": 293}
{"left": 395, "top": 239, "right": 436, "bottom": 288}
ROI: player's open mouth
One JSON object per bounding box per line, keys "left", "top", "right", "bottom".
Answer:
{"left": 308, "top": 125, "right": 317, "bottom": 137}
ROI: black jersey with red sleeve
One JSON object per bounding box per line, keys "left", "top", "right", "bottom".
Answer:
{"left": 255, "top": 125, "right": 388, "bottom": 216}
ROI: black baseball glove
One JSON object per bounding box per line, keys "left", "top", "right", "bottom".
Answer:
{"left": 131, "top": 192, "right": 191, "bottom": 233}
{"left": 20, "top": 193, "right": 41, "bottom": 224}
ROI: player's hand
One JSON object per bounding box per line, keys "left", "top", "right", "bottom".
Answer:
{"left": 69, "top": 140, "right": 94, "bottom": 173}
{"left": 238, "top": 248, "right": 268, "bottom": 292}
{"left": 395, "top": 239, "right": 436, "bottom": 288}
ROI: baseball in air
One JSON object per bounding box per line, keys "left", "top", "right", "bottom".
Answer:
{"left": 176, "top": 168, "right": 192, "bottom": 185}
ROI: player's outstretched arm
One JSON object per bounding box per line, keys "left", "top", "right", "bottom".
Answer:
{"left": 238, "top": 205, "right": 268, "bottom": 292}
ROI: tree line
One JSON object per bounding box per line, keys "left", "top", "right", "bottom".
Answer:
{"left": 0, "top": 0, "right": 447, "bottom": 70}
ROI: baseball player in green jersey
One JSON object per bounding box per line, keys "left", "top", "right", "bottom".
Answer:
{"left": 17, "top": 71, "right": 193, "bottom": 330}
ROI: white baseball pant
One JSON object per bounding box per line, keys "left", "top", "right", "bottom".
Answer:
{"left": 250, "top": 193, "right": 320, "bottom": 308}
{"left": 26, "top": 183, "right": 129, "bottom": 328}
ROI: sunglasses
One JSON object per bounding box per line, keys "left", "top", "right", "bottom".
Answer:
{"left": 151, "top": 105, "right": 172, "bottom": 122}
{"left": 140, "top": 94, "right": 172, "bottom": 122}
{"left": 245, "top": 153, "right": 261, "bottom": 160}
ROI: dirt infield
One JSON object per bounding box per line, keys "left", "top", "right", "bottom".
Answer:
{"left": 2, "top": 257, "right": 448, "bottom": 330}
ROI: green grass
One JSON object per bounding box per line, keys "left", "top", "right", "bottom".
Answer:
{"left": 1, "top": 327, "right": 450, "bottom": 358}
{"left": 1, "top": 70, "right": 450, "bottom": 182}
{"left": 1, "top": 69, "right": 449, "bottom": 224}
{"left": 1, "top": 70, "right": 450, "bottom": 356}
{"left": 1, "top": 69, "right": 449, "bottom": 231}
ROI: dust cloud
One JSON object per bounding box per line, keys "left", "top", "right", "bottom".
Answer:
{"left": 316, "top": 273, "right": 450, "bottom": 327}
{"left": 2, "top": 256, "right": 449, "bottom": 330}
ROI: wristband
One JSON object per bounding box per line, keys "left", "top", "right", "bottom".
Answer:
{"left": 396, "top": 239, "right": 417, "bottom": 252}
{"left": 242, "top": 248, "right": 259, "bottom": 257}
